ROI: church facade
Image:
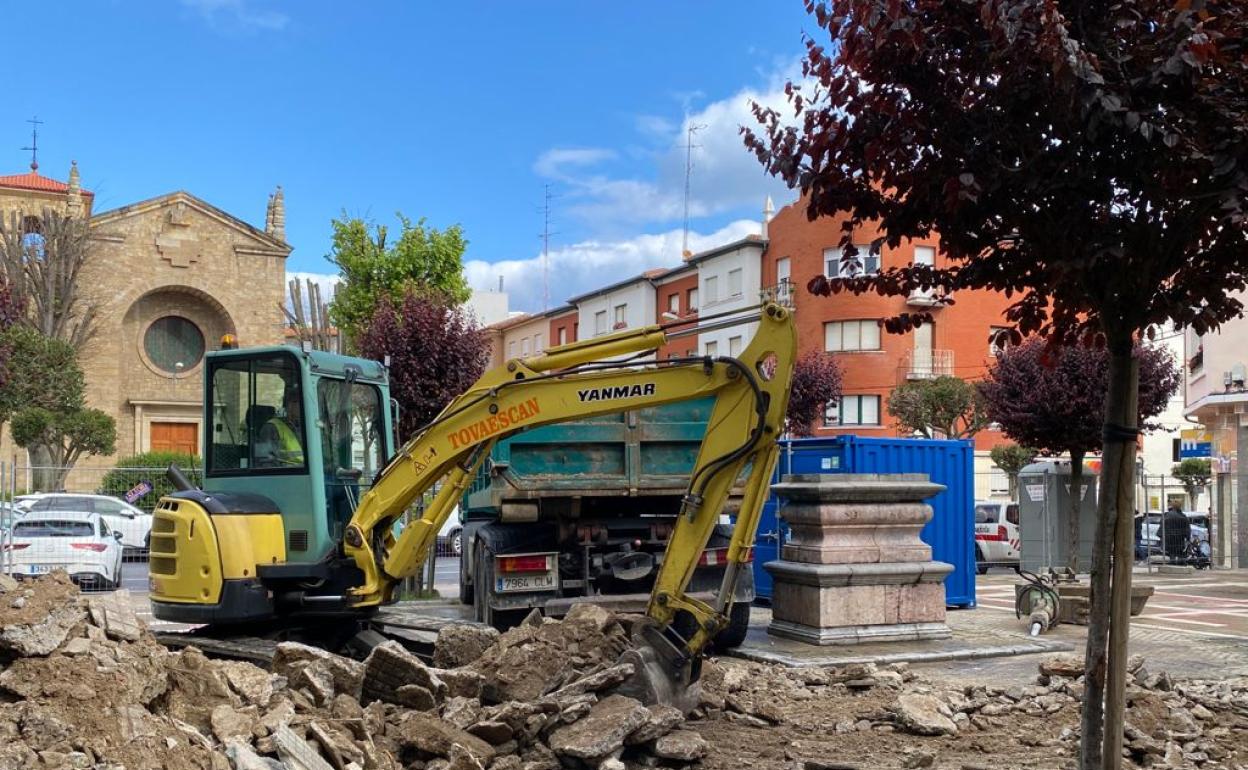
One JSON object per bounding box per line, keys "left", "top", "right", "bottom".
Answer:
{"left": 0, "top": 162, "right": 289, "bottom": 465}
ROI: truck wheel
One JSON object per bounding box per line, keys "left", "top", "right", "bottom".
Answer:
{"left": 975, "top": 547, "right": 989, "bottom": 575}
{"left": 474, "top": 542, "right": 526, "bottom": 631}
{"left": 714, "top": 602, "right": 752, "bottom": 650}
{"left": 458, "top": 547, "right": 474, "bottom": 606}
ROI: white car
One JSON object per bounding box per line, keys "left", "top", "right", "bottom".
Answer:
{"left": 974, "top": 500, "right": 1021, "bottom": 574}
{"left": 3, "top": 512, "right": 124, "bottom": 590}
{"left": 15, "top": 493, "right": 152, "bottom": 551}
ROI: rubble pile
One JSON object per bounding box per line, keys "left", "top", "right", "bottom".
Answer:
{"left": 695, "top": 652, "right": 1248, "bottom": 769}
{"left": 0, "top": 575, "right": 706, "bottom": 770}
{"left": 3, "top": 574, "right": 1246, "bottom": 770}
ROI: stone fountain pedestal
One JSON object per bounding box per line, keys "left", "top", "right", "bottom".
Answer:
{"left": 764, "top": 473, "right": 953, "bottom": 645}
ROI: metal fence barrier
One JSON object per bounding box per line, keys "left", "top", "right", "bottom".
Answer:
{"left": 971, "top": 470, "right": 1239, "bottom": 572}
{"left": 1, "top": 460, "right": 464, "bottom": 597}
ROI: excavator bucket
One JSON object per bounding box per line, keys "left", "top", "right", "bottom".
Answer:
{"left": 614, "top": 620, "right": 702, "bottom": 714}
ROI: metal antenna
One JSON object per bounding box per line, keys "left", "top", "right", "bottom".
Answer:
{"left": 681, "top": 123, "right": 706, "bottom": 259}
{"left": 538, "top": 184, "right": 559, "bottom": 311}
{"left": 21, "top": 116, "right": 43, "bottom": 171}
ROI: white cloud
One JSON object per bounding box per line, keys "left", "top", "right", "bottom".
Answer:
{"left": 535, "top": 62, "right": 802, "bottom": 231}
{"left": 463, "top": 219, "right": 761, "bottom": 314}
{"left": 532, "top": 148, "right": 618, "bottom": 180}
{"left": 180, "top": 0, "right": 289, "bottom": 33}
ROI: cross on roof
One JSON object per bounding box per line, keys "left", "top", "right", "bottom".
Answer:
{"left": 20, "top": 117, "right": 43, "bottom": 171}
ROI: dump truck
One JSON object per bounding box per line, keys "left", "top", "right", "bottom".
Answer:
{"left": 456, "top": 396, "right": 755, "bottom": 647}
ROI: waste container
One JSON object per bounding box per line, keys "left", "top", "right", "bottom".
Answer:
{"left": 753, "top": 435, "right": 976, "bottom": 607}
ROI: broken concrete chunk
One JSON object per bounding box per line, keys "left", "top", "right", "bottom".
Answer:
{"left": 272, "top": 723, "right": 335, "bottom": 770}
{"left": 84, "top": 590, "right": 143, "bottom": 642}
{"left": 395, "top": 683, "right": 438, "bottom": 711}
{"left": 398, "top": 713, "right": 496, "bottom": 763}
{"left": 547, "top": 694, "right": 650, "bottom": 760}
{"left": 433, "top": 624, "right": 501, "bottom": 669}
{"left": 561, "top": 603, "right": 613, "bottom": 632}
{"left": 225, "top": 739, "right": 285, "bottom": 770}
{"left": 211, "top": 704, "right": 259, "bottom": 744}
{"left": 360, "top": 641, "right": 446, "bottom": 706}
{"left": 272, "top": 642, "right": 364, "bottom": 698}
{"left": 652, "top": 729, "right": 709, "bottom": 762}
{"left": 626, "top": 704, "right": 684, "bottom": 745}
{"left": 466, "top": 719, "right": 514, "bottom": 745}
{"left": 433, "top": 667, "right": 485, "bottom": 700}
{"left": 222, "top": 661, "right": 276, "bottom": 707}
{"left": 1038, "top": 654, "right": 1085, "bottom": 679}
{"left": 894, "top": 693, "right": 958, "bottom": 736}
{"left": 547, "top": 663, "right": 635, "bottom": 699}
{"left": 0, "top": 601, "right": 86, "bottom": 657}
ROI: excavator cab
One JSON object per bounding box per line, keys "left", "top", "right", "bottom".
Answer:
{"left": 149, "top": 346, "right": 395, "bottom": 624}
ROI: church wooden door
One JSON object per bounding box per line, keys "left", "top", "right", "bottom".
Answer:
{"left": 150, "top": 422, "right": 198, "bottom": 455}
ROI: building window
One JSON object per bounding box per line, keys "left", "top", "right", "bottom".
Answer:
{"left": 573, "top": 322, "right": 579, "bottom": 340}
{"left": 687, "top": 288, "right": 698, "bottom": 312}
{"left": 825, "top": 245, "right": 880, "bottom": 278}
{"left": 557, "top": 327, "right": 567, "bottom": 346}
{"left": 825, "top": 395, "right": 881, "bottom": 426}
{"left": 989, "top": 325, "right": 1011, "bottom": 358}
{"left": 508, "top": 340, "right": 516, "bottom": 358}
{"left": 520, "top": 337, "right": 531, "bottom": 356}
{"left": 613, "top": 303, "right": 628, "bottom": 329}
{"left": 776, "top": 257, "right": 791, "bottom": 285}
{"left": 144, "top": 316, "right": 205, "bottom": 373}
{"left": 594, "top": 310, "right": 607, "bottom": 336}
{"left": 728, "top": 268, "right": 743, "bottom": 297}
{"left": 729, "top": 336, "right": 743, "bottom": 357}
{"left": 534, "top": 333, "right": 543, "bottom": 353}
{"left": 704, "top": 340, "right": 718, "bottom": 357}
{"left": 704, "top": 275, "right": 719, "bottom": 304}
{"left": 824, "top": 320, "right": 881, "bottom": 352}
{"left": 668, "top": 293, "right": 680, "bottom": 313}
{"left": 989, "top": 468, "right": 1011, "bottom": 495}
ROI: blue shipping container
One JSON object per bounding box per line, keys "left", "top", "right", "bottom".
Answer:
{"left": 753, "top": 435, "right": 976, "bottom": 607}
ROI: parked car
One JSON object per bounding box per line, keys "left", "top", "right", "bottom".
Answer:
{"left": 974, "top": 500, "right": 1021, "bottom": 574}
{"left": 3, "top": 512, "right": 124, "bottom": 590}
{"left": 14, "top": 493, "right": 152, "bottom": 552}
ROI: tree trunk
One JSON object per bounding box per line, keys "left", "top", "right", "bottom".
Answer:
{"left": 1079, "top": 343, "right": 1139, "bottom": 770}
{"left": 1008, "top": 473, "right": 1019, "bottom": 501}
{"left": 1067, "top": 449, "right": 1085, "bottom": 573}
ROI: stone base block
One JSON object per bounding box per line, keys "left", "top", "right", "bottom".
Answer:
{"left": 767, "top": 619, "right": 952, "bottom": 646}
{"left": 765, "top": 560, "right": 952, "bottom": 645}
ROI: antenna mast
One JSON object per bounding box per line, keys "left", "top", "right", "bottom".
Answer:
{"left": 538, "top": 184, "right": 559, "bottom": 311}
{"left": 681, "top": 123, "right": 706, "bottom": 259}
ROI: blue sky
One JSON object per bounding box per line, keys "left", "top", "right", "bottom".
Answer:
{"left": 6, "top": 1, "right": 812, "bottom": 312}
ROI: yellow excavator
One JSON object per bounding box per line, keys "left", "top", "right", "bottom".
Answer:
{"left": 149, "top": 302, "right": 796, "bottom": 703}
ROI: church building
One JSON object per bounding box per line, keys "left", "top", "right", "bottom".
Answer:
{"left": 0, "top": 160, "right": 289, "bottom": 464}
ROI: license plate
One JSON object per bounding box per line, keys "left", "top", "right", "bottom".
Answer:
{"left": 496, "top": 574, "right": 557, "bottom": 593}
{"left": 25, "top": 564, "right": 52, "bottom": 575}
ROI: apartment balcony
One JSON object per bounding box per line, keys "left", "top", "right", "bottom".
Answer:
{"left": 906, "top": 287, "right": 944, "bottom": 307}
{"left": 902, "top": 349, "right": 954, "bottom": 380}
{"left": 760, "top": 280, "right": 796, "bottom": 309}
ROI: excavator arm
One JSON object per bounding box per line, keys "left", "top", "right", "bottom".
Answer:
{"left": 342, "top": 302, "right": 795, "bottom": 687}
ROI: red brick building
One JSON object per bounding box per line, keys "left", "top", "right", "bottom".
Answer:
{"left": 654, "top": 264, "right": 699, "bottom": 359}
{"left": 762, "top": 198, "right": 1011, "bottom": 453}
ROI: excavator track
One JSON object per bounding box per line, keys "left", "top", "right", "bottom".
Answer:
{"left": 152, "top": 604, "right": 487, "bottom": 667}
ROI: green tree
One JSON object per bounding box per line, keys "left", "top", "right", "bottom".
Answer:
{"left": 327, "top": 214, "right": 471, "bottom": 344}
{"left": 886, "top": 376, "right": 987, "bottom": 440}
{"left": 0, "top": 325, "right": 83, "bottom": 435}
{"left": 990, "top": 444, "right": 1038, "bottom": 500}
{"left": 12, "top": 407, "right": 116, "bottom": 491}
{"left": 1171, "top": 458, "right": 1212, "bottom": 508}
{"left": 0, "top": 325, "right": 116, "bottom": 491}
{"left": 99, "top": 451, "right": 203, "bottom": 512}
